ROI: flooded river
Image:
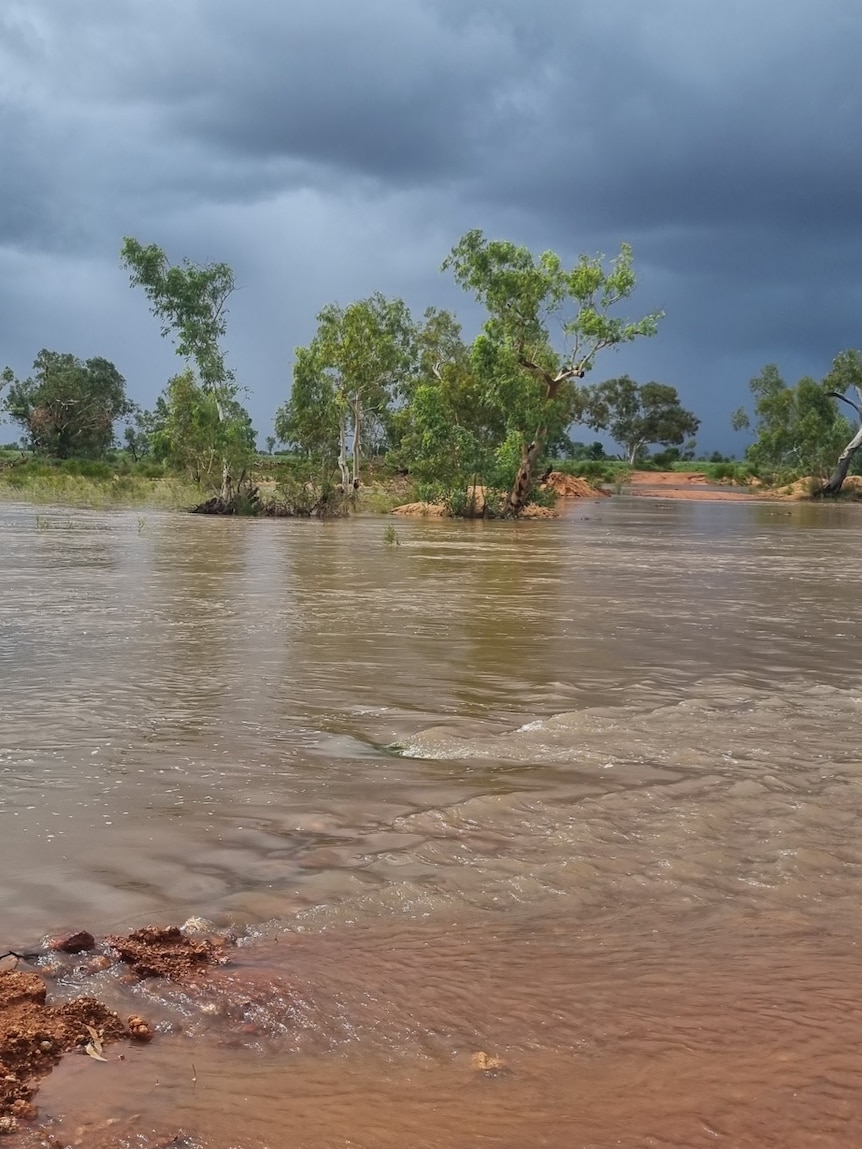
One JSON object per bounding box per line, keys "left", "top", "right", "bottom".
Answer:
{"left": 1, "top": 497, "right": 862, "bottom": 1147}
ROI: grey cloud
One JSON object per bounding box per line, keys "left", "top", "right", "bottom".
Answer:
{"left": 2, "top": 0, "right": 862, "bottom": 451}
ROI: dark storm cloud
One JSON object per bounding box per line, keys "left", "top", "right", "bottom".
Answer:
{"left": 2, "top": 0, "right": 862, "bottom": 447}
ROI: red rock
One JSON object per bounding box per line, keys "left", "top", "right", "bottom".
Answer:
{"left": 49, "top": 931, "right": 95, "bottom": 955}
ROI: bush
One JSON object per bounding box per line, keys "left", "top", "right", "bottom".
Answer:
{"left": 552, "top": 459, "right": 629, "bottom": 485}
{"left": 702, "top": 461, "right": 759, "bottom": 485}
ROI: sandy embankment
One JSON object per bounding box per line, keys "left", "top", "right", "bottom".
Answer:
{"left": 391, "top": 471, "right": 862, "bottom": 514}
{"left": 392, "top": 472, "right": 608, "bottom": 518}
{"left": 625, "top": 471, "right": 757, "bottom": 501}
{"left": 627, "top": 472, "right": 862, "bottom": 501}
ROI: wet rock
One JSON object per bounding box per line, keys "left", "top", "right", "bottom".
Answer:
{"left": 49, "top": 931, "right": 95, "bottom": 955}
{"left": 127, "top": 1015, "right": 153, "bottom": 1042}
{"left": 107, "top": 925, "right": 229, "bottom": 982}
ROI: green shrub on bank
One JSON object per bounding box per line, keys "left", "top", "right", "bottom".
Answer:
{"left": 551, "top": 459, "right": 631, "bottom": 485}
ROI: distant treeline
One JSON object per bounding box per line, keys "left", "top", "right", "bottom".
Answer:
{"left": 2, "top": 232, "right": 860, "bottom": 513}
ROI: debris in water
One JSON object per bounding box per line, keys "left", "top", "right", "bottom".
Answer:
{"left": 470, "top": 1050, "right": 510, "bottom": 1076}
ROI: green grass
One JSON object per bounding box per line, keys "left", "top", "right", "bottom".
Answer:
{"left": 551, "top": 459, "right": 632, "bottom": 485}
{"left": 668, "top": 460, "right": 761, "bottom": 485}
{"left": 0, "top": 460, "right": 203, "bottom": 509}
{"left": 358, "top": 486, "right": 415, "bottom": 514}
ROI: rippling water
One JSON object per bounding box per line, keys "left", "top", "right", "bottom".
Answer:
{"left": 2, "top": 497, "right": 862, "bottom": 1146}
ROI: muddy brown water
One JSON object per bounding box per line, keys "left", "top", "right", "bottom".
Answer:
{"left": 2, "top": 497, "right": 862, "bottom": 1147}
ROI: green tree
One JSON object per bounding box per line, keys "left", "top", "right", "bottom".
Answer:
{"left": 277, "top": 294, "right": 415, "bottom": 488}
{"left": 443, "top": 231, "right": 662, "bottom": 514}
{"left": 146, "top": 369, "right": 256, "bottom": 486}
{"left": 120, "top": 238, "right": 255, "bottom": 501}
{"left": 275, "top": 344, "right": 340, "bottom": 477}
{"left": 394, "top": 308, "right": 506, "bottom": 497}
{"left": 581, "top": 375, "right": 700, "bottom": 464}
{"left": 2, "top": 350, "right": 132, "bottom": 458}
{"left": 820, "top": 350, "right": 862, "bottom": 494}
{"left": 732, "top": 363, "right": 853, "bottom": 482}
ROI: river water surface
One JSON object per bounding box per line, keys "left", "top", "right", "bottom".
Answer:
{"left": 2, "top": 497, "right": 862, "bottom": 1147}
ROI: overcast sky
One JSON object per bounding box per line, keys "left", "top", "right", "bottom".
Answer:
{"left": 2, "top": 0, "right": 861, "bottom": 453}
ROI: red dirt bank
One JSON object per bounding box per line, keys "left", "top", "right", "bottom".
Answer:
{"left": 0, "top": 926, "right": 229, "bottom": 1134}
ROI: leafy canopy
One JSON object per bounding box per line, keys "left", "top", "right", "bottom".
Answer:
{"left": 443, "top": 232, "right": 663, "bottom": 386}
{"left": 581, "top": 375, "right": 700, "bottom": 463}
{"left": 276, "top": 293, "right": 415, "bottom": 479}
{"left": 3, "top": 350, "right": 132, "bottom": 458}
{"left": 120, "top": 238, "right": 236, "bottom": 391}
{"left": 441, "top": 231, "right": 663, "bottom": 508}
{"left": 732, "top": 362, "right": 854, "bottom": 478}
{"left": 146, "top": 369, "right": 256, "bottom": 488}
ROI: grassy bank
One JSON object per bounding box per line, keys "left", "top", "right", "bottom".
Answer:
{"left": 0, "top": 459, "right": 203, "bottom": 509}
{"left": 0, "top": 455, "right": 413, "bottom": 513}
{"left": 551, "top": 458, "right": 766, "bottom": 487}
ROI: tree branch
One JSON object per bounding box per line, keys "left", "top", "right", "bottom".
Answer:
{"left": 828, "top": 391, "right": 862, "bottom": 419}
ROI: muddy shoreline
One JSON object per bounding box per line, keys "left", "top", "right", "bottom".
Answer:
{"left": 0, "top": 926, "right": 230, "bottom": 1138}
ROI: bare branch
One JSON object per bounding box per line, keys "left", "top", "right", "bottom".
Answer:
{"left": 827, "top": 390, "right": 862, "bottom": 418}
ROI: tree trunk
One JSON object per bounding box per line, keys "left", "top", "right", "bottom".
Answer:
{"left": 351, "top": 397, "right": 361, "bottom": 487}
{"left": 220, "top": 459, "right": 233, "bottom": 503}
{"left": 337, "top": 416, "right": 350, "bottom": 490}
{"left": 819, "top": 422, "right": 862, "bottom": 495}
{"left": 504, "top": 436, "right": 544, "bottom": 516}
{"left": 213, "top": 394, "right": 233, "bottom": 502}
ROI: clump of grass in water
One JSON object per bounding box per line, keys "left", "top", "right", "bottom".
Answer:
{"left": 383, "top": 523, "right": 400, "bottom": 546}
{"left": 34, "top": 515, "right": 94, "bottom": 530}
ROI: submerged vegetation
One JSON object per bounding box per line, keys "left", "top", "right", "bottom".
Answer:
{"left": 1, "top": 230, "right": 861, "bottom": 513}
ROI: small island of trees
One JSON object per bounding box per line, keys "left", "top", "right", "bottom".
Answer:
{"left": 1, "top": 231, "right": 861, "bottom": 514}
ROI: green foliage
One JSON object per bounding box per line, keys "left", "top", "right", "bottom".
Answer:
{"left": 442, "top": 232, "right": 662, "bottom": 510}
{"left": 0, "top": 456, "right": 201, "bottom": 507}
{"left": 704, "top": 461, "right": 757, "bottom": 484}
{"left": 145, "top": 369, "right": 256, "bottom": 491}
{"left": 3, "top": 350, "right": 133, "bottom": 458}
{"left": 277, "top": 294, "right": 415, "bottom": 488}
{"left": 580, "top": 375, "right": 700, "bottom": 463}
{"left": 275, "top": 344, "right": 340, "bottom": 462}
{"left": 733, "top": 364, "right": 853, "bottom": 479}
{"left": 553, "top": 458, "right": 630, "bottom": 485}
{"left": 121, "top": 239, "right": 235, "bottom": 390}
{"left": 556, "top": 439, "right": 607, "bottom": 460}
{"left": 443, "top": 234, "right": 662, "bottom": 376}
{"left": 121, "top": 238, "right": 256, "bottom": 499}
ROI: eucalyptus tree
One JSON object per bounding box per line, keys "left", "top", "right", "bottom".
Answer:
{"left": 732, "top": 362, "right": 855, "bottom": 482}
{"left": 443, "top": 231, "right": 663, "bottom": 514}
{"left": 2, "top": 350, "right": 132, "bottom": 457}
{"left": 581, "top": 375, "right": 700, "bottom": 463}
{"left": 121, "top": 238, "right": 254, "bottom": 500}
{"left": 395, "top": 307, "right": 507, "bottom": 492}
{"left": 274, "top": 344, "right": 340, "bottom": 473}
{"left": 278, "top": 293, "right": 415, "bottom": 488}
{"left": 819, "top": 350, "right": 862, "bottom": 494}
{"left": 144, "top": 369, "right": 256, "bottom": 486}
